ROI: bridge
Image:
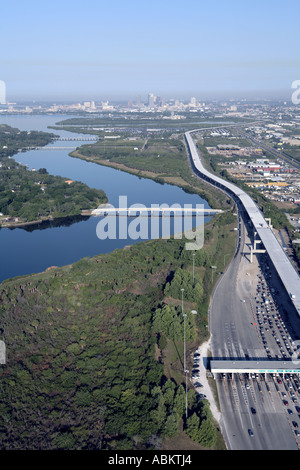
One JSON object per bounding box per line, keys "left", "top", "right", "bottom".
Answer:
{"left": 56, "top": 137, "right": 99, "bottom": 142}
{"left": 33, "top": 146, "right": 77, "bottom": 151}
{"left": 31, "top": 145, "right": 77, "bottom": 151}
{"left": 91, "top": 206, "right": 223, "bottom": 217}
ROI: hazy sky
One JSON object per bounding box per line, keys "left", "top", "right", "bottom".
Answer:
{"left": 1, "top": 0, "right": 300, "bottom": 101}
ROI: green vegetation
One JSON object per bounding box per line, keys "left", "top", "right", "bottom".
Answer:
{"left": 282, "top": 145, "right": 300, "bottom": 163}
{"left": 49, "top": 114, "right": 244, "bottom": 212}
{"left": 70, "top": 135, "right": 231, "bottom": 211}
{"left": 53, "top": 114, "right": 251, "bottom": 130}
{"left": 152, "top": 304, "right": 197, "bottom": 343}
{"left": 75, "top": 135, "right": 186, "bottom": 175}
{"left": 0, "top": 124, "right": 57, "bottom": 158}
{"left": 0, "top": 213, "right": 234, "bottom": 450}
{"left": 0, "top": 125, "right": 107, "bottom": 224}
{"left": 186, "top": 404, "right": 217, "bottom": 447}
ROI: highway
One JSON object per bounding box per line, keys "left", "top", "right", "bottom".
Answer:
{"left": 209, "top": 210, "right": 300, "bottom": 449}
{"left": 185, "top": 130, "right": 300, "bottom": 316}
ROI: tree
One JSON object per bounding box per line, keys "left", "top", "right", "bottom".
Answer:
{"left": 173, "top": 385, "right": 185, "bottom": 416}
{"left": 198, "top": 418, "right": 217, "bottom": 448}
{"left": 162, "top": 379, "right": 176, "bottom": 407}
{"left": 163, "top": 412, "right": 180, "bottom": 437}
{"left": 186, "top": 412, "right": 200, "bottom": 442}
{"left": 150, "top": 386, "right": 166, "bottom": 430}
{"left": 31, "top": 319, "right": 40, "bottom": 331}
{"left": 164, "top": 268, "right": 203, "bottom": 303}
{"left": 187, "top": 389, "right": 197, "bottom": 410}
{"left": 52, "top": 432, "right": 76, "bottom": 449}
{"left": 150, "top": 399, "right": 166, "bottom": 430}
{"left": 74, "top": 389, "right": 93, "bottom": 407}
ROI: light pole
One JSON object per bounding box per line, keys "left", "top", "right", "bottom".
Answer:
{"left": 210, "top": 265, "right": 217, "bottom": 284}
{"left": 185, "top": 369, "right": 188, "bottom": 422}
{"left": 181, "top": 288, "right": 186, "bottom": 372}
{"left": 181, "top": 288, "right": 188, "bottom": 420}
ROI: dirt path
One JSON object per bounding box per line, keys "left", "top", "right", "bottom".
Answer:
{"left": 192, "top": 337, "right": 221, "bottom": 424}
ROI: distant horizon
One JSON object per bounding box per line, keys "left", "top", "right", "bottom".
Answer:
{"left": 1, "top": 1, "right": 299, "bottom": 106}
{"left": 2, "top": 88, "right": 296, "bottom": 105}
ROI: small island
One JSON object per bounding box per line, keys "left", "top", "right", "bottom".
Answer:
{"left": 0, "top": 125, "right": 107, "bottom": 227}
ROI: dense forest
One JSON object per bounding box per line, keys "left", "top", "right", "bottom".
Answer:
{"left": 0, "top": 125, "right": 107, "bottom": 223}
{"left": 0, "top": 124, "right": 57, "bottom": 158}
{"left": 0, "top": 213, "right": 235, "bottom": 450}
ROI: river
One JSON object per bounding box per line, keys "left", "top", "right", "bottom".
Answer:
{"left": 0, "top": 114, "right": 211, "bottom": 283}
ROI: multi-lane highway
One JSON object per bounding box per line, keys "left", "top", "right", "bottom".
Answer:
{"left": 185, "top": 129, "right": 300, "bottom": 316}
{"left": 210, "top": 211, "right": 300, "bottom": 449}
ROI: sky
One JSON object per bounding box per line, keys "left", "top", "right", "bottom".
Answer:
{"left": 1, "top": 0, "right": 300, "bottom": 102}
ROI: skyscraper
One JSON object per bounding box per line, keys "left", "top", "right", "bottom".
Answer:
{"left": 148, "top": 93, "right": 155, "bottom": 108}
{"left": 0, "top": 80, "right": 6, "bottom": 104}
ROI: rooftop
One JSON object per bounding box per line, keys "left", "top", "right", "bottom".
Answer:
{"left": 210, "top": 359, "right": 300, "bottom": 374}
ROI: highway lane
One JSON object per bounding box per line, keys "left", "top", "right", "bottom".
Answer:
{"left": 209, "top": 213, "right": 299, "bottom": 449}
{"left": 219, "top": 373, "right": 297, "bottom": 450}
{"left": 210, "top": 216, "right": 262, "bottom": 360}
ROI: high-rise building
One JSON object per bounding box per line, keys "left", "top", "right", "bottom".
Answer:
{"left": 148, "top": 93, "right": 155, "bottom": 107}
{"left": 0, "top": 80, "right": 6, "bottom": 104}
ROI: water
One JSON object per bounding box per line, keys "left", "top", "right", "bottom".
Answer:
{"left": 0, "top": 114, "right": 211, "bottom": 283}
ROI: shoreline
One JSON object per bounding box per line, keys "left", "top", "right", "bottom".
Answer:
{"left": 0, "top": 210, "right": 95, "bottom": 230}
{"left": 69, "top": 149, "right": 228, "bottom": 210}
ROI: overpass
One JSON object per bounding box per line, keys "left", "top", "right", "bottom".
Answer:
{"left": 185, "top": 130, "right": 300, "bottom": 317}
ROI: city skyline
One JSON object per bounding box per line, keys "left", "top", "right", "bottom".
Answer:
{"left": 1, "top": 0, "right": 300, "bottom": 101}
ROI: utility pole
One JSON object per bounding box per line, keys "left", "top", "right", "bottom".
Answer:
{"left": 181, "top": 288, "right": 188, "bottom": 420}
{"left": 211, "top": 265, "right": 217, "bottom": 283}
{"left": 181, "top": 288, "right": 186, "bottom": 372}
{"left": 192, "top": 252, "right": 195, "bottom": 282}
